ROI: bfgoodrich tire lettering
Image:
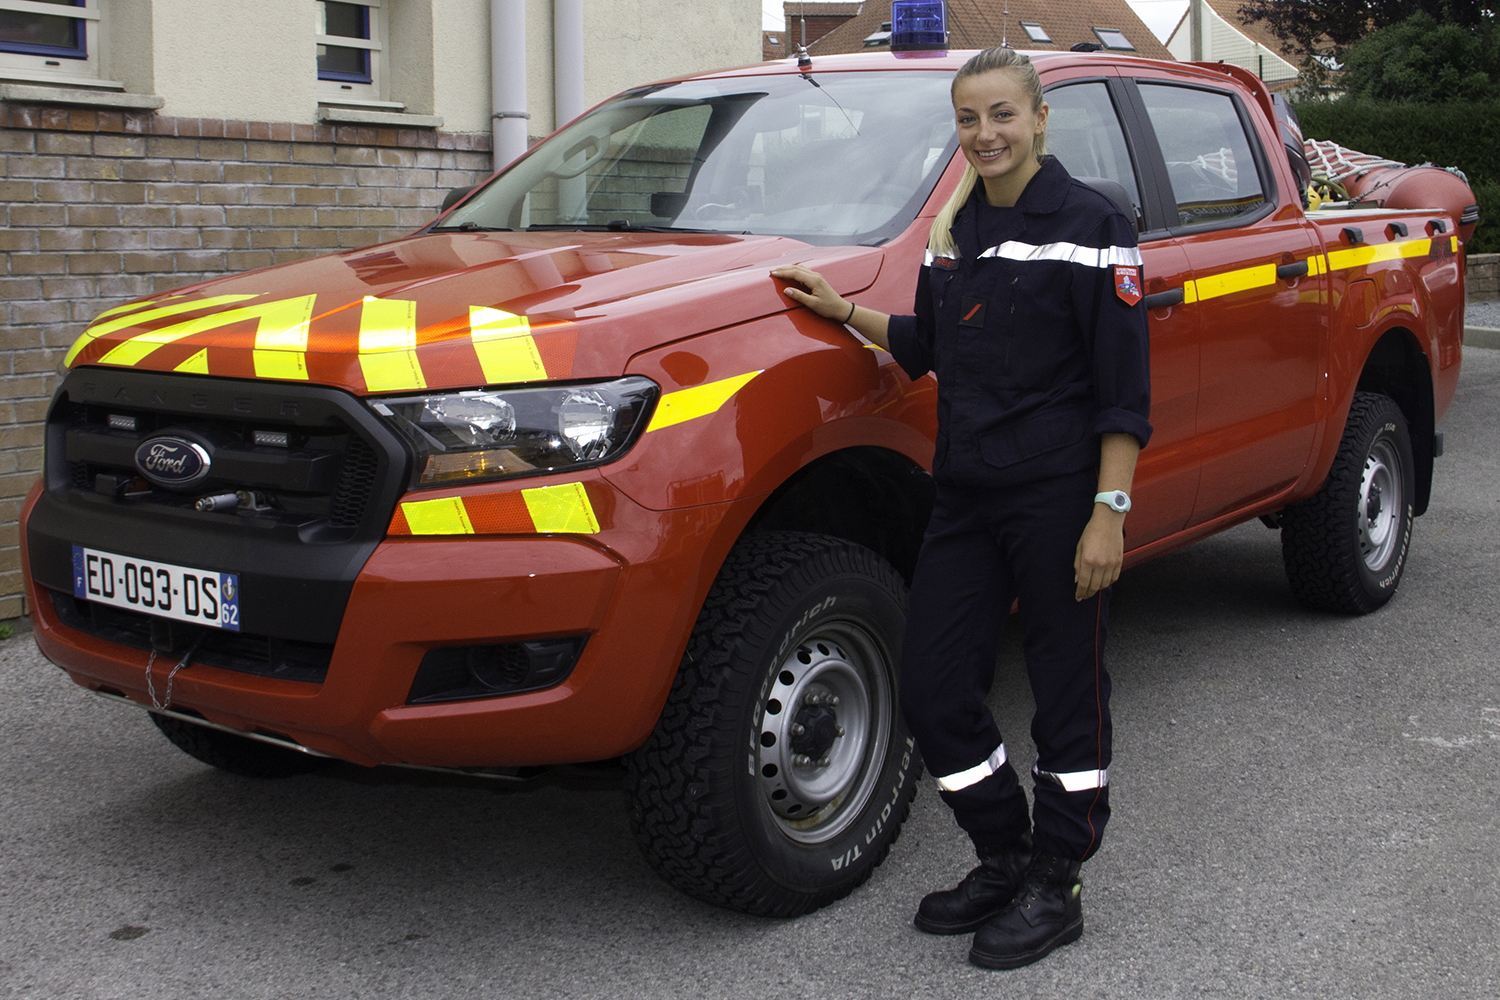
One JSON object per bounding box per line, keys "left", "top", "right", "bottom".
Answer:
{"left": 151, "top": 713, "right": 330, "bottom": 778}
{"left": 626, "top": 531, "right": 922, "bottom": 917}
{"left": 1280, "top": 391, "right": 1415, "bottom": 614}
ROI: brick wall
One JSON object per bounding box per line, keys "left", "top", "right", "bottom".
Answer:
{"left": 0, "top": 101, "right": 494, "bottom": 620}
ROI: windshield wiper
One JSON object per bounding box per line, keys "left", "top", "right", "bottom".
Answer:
{"left": 431, "top": 222, "right": 513, "bottom": 232}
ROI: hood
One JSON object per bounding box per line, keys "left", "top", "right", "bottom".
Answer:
{"left": 63, "top": 230, "right": 885, "bottom": 395}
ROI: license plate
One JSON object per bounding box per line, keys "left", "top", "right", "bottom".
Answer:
{"left": 72, "top": 545, "right": 240, "bottom": 631}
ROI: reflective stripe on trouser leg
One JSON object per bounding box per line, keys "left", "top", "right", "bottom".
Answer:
{"left": 935, "top": 744, "right": 1008, "bottom": 792}
{"left": 1032, "top": 765, "right": 1108, "bottom": 792}
{"left": 901, "top": 489, "right": 1031, "bottom": 848}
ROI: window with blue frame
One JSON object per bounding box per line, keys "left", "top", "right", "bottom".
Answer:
{"left": 317, "top": 0, "right": 373, "bottom": 84}
{"left": 0, "top": 0, "right": 87, "bottom": 59}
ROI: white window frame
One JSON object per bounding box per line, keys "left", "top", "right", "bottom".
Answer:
{"left": 316, "top": 0, "right": 402, "bottom": 110}
{"left": 1020, "top": 22, "right": 1051, "bottom": 44}
{"left": 0, "top": 0, "right": 116, "bottom": 88}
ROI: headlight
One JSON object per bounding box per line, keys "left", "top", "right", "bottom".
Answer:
{"left": 371, "top": 376, "right": 659, "bottom": 487}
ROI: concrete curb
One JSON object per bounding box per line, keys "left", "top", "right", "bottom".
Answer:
{"left": 1466, "top": 326, "right": 1500, "bottom": 350}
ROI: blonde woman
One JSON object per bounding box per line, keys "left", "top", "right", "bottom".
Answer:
{"left": 771, "top": 47, "right": 1150, "bottom": 970}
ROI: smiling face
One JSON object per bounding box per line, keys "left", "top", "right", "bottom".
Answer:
{"left": 953, "top": 67, "right": 1049, "bottom": 207}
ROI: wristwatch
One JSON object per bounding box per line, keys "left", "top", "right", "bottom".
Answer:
{"left": 1094, "top": 490, "right": 1131, "bottom": 514}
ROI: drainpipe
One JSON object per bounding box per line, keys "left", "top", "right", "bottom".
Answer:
{"left": 554, "top": 0, "right": 584, "bottom": 127}
{"left": 553, "top": 0, "right": 585, "bottom": 221}
{"left": 491, "top": 0, "right": 528, "bottom": 171}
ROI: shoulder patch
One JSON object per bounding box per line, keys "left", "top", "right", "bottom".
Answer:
{"left": 1114, "top": 265, "right": 1142, "bottom": 306}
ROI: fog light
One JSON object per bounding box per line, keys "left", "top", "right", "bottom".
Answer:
{"left": 406, "top": 636, "right": 587, "bottom": 704}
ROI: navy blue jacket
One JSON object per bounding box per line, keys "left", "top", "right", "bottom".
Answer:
{"left": 887, "top": 157, "right": 1152, "bottom": 489}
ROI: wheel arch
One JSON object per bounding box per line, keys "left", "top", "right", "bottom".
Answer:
{"left": 740, "top": 446, "right": 935, "bottom": 585}
{"left": 1354, "top": 326, "right": 1435, "bottom": 516}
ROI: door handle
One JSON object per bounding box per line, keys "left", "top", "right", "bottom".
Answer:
{"left": 1276, "top": 261, "right": 1309, "bottom": 279}
{"left": 1143, "top": 288, "right": 1185, "bottom": 309}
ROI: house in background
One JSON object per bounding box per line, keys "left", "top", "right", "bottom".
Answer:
{"left": 807, "top": 0, "right": 1172, "bottom": 59}
{"left": 765, "top": 2, "right": 864, "bottom": 59}
{"left": 1164, "top": 0, "right": 1300, "bottom": 89}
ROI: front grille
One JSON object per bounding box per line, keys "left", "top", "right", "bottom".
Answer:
{"left": 61, "top": 407, "right": 379, "bottom": 543}
{"left": 31, "top": 370, "right": 414, "bottom": 645}
{"left": 328, "top": 433, "right": 379, "bottom": 528}
{"left": 51, "top": 590, "right": 333, "bottom": 684}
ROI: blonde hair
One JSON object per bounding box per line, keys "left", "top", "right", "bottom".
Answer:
{"left": 927, "top": 48, "right": 1047, "bottom": 260}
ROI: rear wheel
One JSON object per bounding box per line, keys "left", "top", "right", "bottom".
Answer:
{"left": 151, "top": 714, "right": 330, "bottom": 778}
{"left": 1280, "top": 391, "right": 1415, "bottom": 614}
{"left": 626, "top": 531, "right": 922, "bottom": 917}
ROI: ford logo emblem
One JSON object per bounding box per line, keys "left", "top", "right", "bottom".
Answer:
{"left": 134, "top": 436, "right": 211, "bottom": 488}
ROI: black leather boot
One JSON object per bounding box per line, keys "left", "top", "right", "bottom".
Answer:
{"left": 968, "top": 852, "right": 1083, "bottom": 969}
{"left": 913, "top": 833, "right": 1032, "bottom": 935}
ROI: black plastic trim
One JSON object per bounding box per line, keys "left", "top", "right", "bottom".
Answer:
{"left": 29, "top": 369, "right": 413, "bottom": 645}
{"left": 1142, "top": 288, "right": 1185, "bottom": 309}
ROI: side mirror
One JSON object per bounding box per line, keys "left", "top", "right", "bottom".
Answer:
{"left": 441, "top": 186, "right": 476, "bottom": 213}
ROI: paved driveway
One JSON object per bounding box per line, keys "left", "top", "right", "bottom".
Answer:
{"left": 2, "top": 349, "right": 1497, "bottom": 1000}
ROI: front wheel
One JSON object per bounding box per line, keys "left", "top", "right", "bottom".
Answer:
{"left": 626, "top": 531, "right": 922, "bottom": 917}
{"left": 1280, "top": 391, "right": 1415, "bottom": 614}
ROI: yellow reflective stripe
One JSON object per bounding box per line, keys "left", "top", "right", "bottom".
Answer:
{"left": 647, "top": 370, "right": 763, "bottom": 433}
{"left": 1307, "top": 254, "right": 1326, "bottom": 276}
{"left": 1190, "top": 262, "right": 1278, "bottom": 303}
{"left": 174, "top": 349, "right": 210, "bottom": 374}
{"left": 401, "top": 496, "right": 475, "bottom": 535}
{"left": 64, "top": 294, "right": 259, "bottom": 367}
{"left": 1182, "top": 280, "right": 1198, "bottom": 305}
{"left": 470, "top": 306, "right": 546, "bottom": 384}
{"left": 358, "top": 296, "right": 426, "bottom": 392}
{"left": 1327, "top": 238, "right": 1433, "bottom": 272}
{"left": 521, "top": 482, "right": 600, "bottom": 534}
{"left": 99, "top": 294, "right": 316, "bottom": 371}
{"left": 250, "top": 295, "right": 316, "bottom": 379}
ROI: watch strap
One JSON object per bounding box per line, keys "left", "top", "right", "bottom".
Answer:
{"left": 1094, "top": 490, "right": 1131, "bottom": 513}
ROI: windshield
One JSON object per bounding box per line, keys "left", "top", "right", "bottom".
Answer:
{"left": 437, "top": 71, "right": 958, "bottom": 246}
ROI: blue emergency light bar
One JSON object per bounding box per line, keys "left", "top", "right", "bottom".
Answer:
{"left": 890, "top": 0, "right": 948, "bottom": 52}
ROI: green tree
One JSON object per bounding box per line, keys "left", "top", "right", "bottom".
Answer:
{"left": 1341, "top": 13, "right": 1500, "bottom": 101}
{"left": 1236, "top": 1, "right": 1493, "bottom": 75}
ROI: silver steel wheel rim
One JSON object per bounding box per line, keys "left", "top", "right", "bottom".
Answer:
{"left": 1358, "top": 438, "right": 1402, "bottom": 572}
{"left": 755, "top": 622, "right": 893, "bottom": 845}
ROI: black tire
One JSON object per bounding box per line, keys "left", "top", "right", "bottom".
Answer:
{"left": 626, "top": 531, "right": 922, "bottom": 917}
{"left": 151, "top": 713, "right": 331, "bottom": 778}
{"left": 1280, "top": 391, "right": 1415, "bottom": 614}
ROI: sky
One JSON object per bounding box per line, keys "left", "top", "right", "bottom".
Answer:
{"left": 761, "top": 1, "right": 1190, "bottom": 44}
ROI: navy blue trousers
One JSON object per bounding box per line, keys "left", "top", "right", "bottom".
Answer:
{"left": 900, "top": 469, "right": 1113, "bottom": 862}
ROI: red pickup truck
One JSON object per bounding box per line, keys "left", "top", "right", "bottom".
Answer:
{"left": 22, "top": 49, "right": 1472, "bottom": 918}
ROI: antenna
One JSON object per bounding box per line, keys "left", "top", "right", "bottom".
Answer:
{"left": 1003, "top": 3, "right": 1009, "bottom": 48}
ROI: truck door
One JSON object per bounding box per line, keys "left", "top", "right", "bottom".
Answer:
{"left": 1133, "top": 81, "right": 1326, "bottom": 526}
{"left": 1044, "top": 79, "right": 1200, "bottom": 548}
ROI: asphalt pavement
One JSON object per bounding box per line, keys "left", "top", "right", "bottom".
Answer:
{"left": 2, "top": 349, "right": 1498, "bottom": 1000}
